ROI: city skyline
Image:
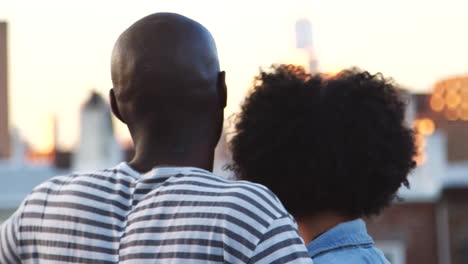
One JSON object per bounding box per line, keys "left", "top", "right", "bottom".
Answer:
{"left": 1, "top": 0, "right": 468, "bottom": 151}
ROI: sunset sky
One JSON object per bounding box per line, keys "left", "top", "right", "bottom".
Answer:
{"left": 1, "top": 0, "right": 468, "bottom": 151}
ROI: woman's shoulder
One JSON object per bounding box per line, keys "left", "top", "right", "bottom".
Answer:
{"left": 313, "top": 245, "right": 390, "bottom": 264}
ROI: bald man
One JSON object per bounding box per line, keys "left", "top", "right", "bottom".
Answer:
{"left": 0, "top": 13, "right": 312, "bottom": 264}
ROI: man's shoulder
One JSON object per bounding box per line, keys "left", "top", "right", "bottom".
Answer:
{"left": 184, "top": 169, "right": 278, "bottom": 197}
{"left": 22, "top": 165, "right": 137, "bottom": 209}
{"left": 32, "top": 167, "right": 134, "bottom": 191}
{"left": 174, "top": 170, "right": 291, "bottom": 219}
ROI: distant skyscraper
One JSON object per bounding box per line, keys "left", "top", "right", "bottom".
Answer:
{"left": 295, "top": 19, "right": 312, "bottom": 50}
{"left": 72, "top": 92, "right": 123, "bottom": 172}
{"left": 0, "top": 22, "right": 9, "bottom": 159}
{"left": 295, "top": 18, "right": 318, "bottom": 73}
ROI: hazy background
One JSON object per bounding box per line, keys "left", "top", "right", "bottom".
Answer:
{"left": 1, "top": 0, "right": 468, "bottom": 152}
{"left": 2, "top": 1, "right": 468, "bottom": 263}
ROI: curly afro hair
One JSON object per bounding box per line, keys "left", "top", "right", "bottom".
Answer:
{"left": 229, "top": 64, "right": 416, "bottom": 219}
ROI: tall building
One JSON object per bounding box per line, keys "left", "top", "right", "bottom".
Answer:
{"left": 295, "top": 18, "right": 318, "bottom": 73}
{"left": 0, "top": 22, "right": 9, "bottom": 159}
{"left": 366, "top": 89, "right": 468, "bottom": 264}
{"left": 72, "top": 91, "right": 123, "bottom": 172}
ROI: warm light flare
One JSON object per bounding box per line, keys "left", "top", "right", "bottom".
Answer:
{"left": 445, "top": 108, "right": 459, "bottom": 121}
{"left": 445, "top": 91, "right": 461, "bottom": 108}
{"left": 430, "top": 76, "right": 468, "bottom": 120}
{"left": 413, "top": 118, "right": 436, "bottom": 166}
{"left": 459, "top": 107, "right": 468, "bottom": 121}
{"left": 415, "top": 118, "right": 435, "bottom": 136}
{"left": 433, "top": 83, "right": 445, "bottom": 95}
{"left": 430, "top": 95, "right": 444, "bottom": 112}
{"left": 414, "top": 133, "right": 427, "bottom": 166}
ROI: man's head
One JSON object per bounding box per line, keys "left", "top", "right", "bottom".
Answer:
{"left": 229, "top": 65, "right": 416, "bottom": 219}
{"left": 110, "top": 13, "right": 226, "bottom": 150}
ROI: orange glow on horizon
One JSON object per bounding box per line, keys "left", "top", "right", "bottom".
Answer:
{"left": 32, "top": 115, "right": 55, "bottom": 153}
{"left": 26, "top": 149, "right": 54, "bottom": 164}
{"left": 324, "top": 69, "right": 342, "bottom": 77}
{"left": 285, "top": 49, "right": 310, "bottom": 70}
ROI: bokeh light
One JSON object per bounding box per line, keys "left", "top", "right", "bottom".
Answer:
{"left": 430, "top": 95, "right": 444, "bottom": 112}
{"left": 445, "top": 108, "right": 459, "bottom": 121}
{"left": 415, "top": 118, "right": 435, "bottom": 136}
{"left": 413, "top": 118, "right": 436, "bottom": 166}
{"left": 430, "top": 76, "right": 468, "bottom": 120}
{"left": 414, "top": 133, "right": 427, "bottom": 166}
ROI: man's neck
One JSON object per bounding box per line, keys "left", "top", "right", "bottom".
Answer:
{"left": 128, "top": 137, "right": 215, "bottom": 173}
{"left": 296, "top": 212, "right": 353, "bottom": 245}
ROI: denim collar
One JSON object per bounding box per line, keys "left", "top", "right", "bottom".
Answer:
{"left": 307, "top": 218, "right": 374, "bottom": 258}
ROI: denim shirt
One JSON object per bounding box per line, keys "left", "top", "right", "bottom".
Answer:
{"left": 307, "top": 219, "right": 390, "bottom": 264}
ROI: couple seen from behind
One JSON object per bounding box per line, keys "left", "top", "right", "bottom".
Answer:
{"left": 0, "top": 13, "right": 416, "bottom": 264}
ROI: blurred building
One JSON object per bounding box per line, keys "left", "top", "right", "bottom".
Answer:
{"left": 72, "top": 91, "right": 123, "bottom": 172}
{"left": 0, "top": 91, "right": 127, "bottom": 222}
{"left": 295, "top": 18, "right": 318, "bottom": 73}
{"left": 0, "top": 128, "right": 65, "bottom": 221}
{"left": 0, "top": 21, "right": 124, "bottom": 220}
{"left": 366, "top": 77, "right": 468, "bottom": 264}
{"left": 0, "top": 22, "right": 10, "bottom": 159}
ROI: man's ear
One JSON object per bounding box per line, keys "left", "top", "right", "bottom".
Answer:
{"left": 217, "top": 71, "right": 227, "bottom": 108}
{"left": 109, "top": 88, "right": 126, "bottom": 124}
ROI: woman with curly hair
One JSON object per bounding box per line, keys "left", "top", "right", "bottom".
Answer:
{"left": 229, "top": 65, "right": 416, "bottom": 263}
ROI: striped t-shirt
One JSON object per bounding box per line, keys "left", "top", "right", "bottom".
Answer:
{"left": 0, "top": 163, "right": 312, "bottom": 263}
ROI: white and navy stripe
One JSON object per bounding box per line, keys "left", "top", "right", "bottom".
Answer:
{"left": 0, "top": 163, "right": 312, "bottom": 263}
